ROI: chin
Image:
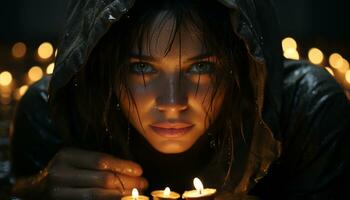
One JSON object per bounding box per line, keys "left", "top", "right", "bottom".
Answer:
{"left": 153, "top": 140, "right": 193, "bottom": 154}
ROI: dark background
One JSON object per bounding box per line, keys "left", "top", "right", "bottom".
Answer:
{"left": 0, "top": 0, "right": 349, "bottom": 80}
{"left": 0, "top": 0, "right": 349, "bottom": 199}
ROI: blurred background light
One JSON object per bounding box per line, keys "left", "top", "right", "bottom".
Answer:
{"left": 282, "top": 37, "right": 297, "bottom": 51}
{"left": 46, "top": 62, "right": 55, "bottom": 74}
{"left": 329, "top": 53, "right": 344, "bottom": 69}
{"left": 337, "top": 58, "right": 349, "bottom": 73}
{"left": 283, "top": 48, "right": 300, "bottom": 60}
{"left": 14, "top": 85, "right": 28, "bottom": 100}
{"left": 18, "top": 85, "right": 28, "bottom": 96}
{"left": 325, "top": 67, "right": 334, "bottom": 76}
{"left": 0, "top": 71, "right": 13, "bottom": 86}
{"left": 346, "top": 70, "right": 350, "bottom": 84}
{"left": 11, "top": 42, "right": 27, "bottom": 58}
{"left": 308, "top": 48, "right": 324, "bottom": 65}
{"left": 28, "top": 66, "right": 43, "bottom": 83}
{"left": 37, "top": 42, "right": 54, "bottom": 59}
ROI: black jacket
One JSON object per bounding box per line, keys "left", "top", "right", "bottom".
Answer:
{"left": 11, "top": 0, "right": 350, "bottom": 199}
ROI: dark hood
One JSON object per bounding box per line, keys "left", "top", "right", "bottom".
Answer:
{"left": 50, "top": 0, "right": 282, "bottom": 194}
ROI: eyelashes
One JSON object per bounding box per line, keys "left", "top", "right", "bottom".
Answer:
{"left": 129, "top": 61, "right": 216, "bottom": 75}
{"left": 129, "top": 62, "right": 157, "bottom": 74}
{"left": 187, "top": 62, "right": 215, "bottom": 74}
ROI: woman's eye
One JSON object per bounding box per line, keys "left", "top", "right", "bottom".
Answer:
{"left": 188, "top": 62, "right": 214, "bottom": 74}
{"left": 129, "top": 62, "right": 156, "bottom": 74}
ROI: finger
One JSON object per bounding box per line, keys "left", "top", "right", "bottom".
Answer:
{"left": 48, "top": 187, "right": 124, "bottom": 200}
{"left": 52, "top": 169, "right": 148, "bottom": 190}
{"left": 114, "top": 173, "right": 149, "bottom": 191}
{"left": 59, "top": 148, "right": 143, "bottom": 176}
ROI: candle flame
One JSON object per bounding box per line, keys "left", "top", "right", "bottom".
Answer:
{"left": 164, "top": 187, "right": 171, "bottom": 197}
{"left": 193, "top": 177, "right": 204, "bottom": 194}
{"left": 132, "top": 188, "right": 139, "bottom": 199}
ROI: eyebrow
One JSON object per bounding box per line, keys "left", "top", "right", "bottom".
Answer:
{"left": 129, "top": 52, "right": 215, "bottom": 62}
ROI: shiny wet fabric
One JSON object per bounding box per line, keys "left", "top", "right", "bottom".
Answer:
{"left": 10, "top": 0, "right": 350, "bottom": 199}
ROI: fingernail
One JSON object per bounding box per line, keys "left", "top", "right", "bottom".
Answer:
{"left": 124, "top": 168, "right": 134, "bottom": 174}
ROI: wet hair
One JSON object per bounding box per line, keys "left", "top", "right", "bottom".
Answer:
{"left": 68, "top": 0, "right": 257, "bottom": 188}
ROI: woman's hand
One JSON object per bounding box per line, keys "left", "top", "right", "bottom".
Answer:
{"left": 13, "top": 148, "right": 148, "bottom": 200}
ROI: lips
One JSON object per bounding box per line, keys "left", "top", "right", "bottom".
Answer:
{"left": 150, "top": 121, "right": 194, "bottom": 138}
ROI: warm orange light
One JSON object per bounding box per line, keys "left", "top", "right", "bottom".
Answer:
{"left": 38, "top": 42, "right": 54, "bottom": 59}
{"left": 346, "top": 70, "right": 350, "bottom": 84}
{"left": 329, "top": 53, "right": 343, "bottom": 69}
{"left": 282, "top": 37, "right": 297, "bottom": 52}
{"left": 193, "top": 177, "right": 204, "bottom": 194}
{"left": 337, "top": 59, "right": 349, "bottom": 73}
{"left": 283, "top": 49, "right": 299, "bottom": 60}
{"left": 46, "top": 63, "right": 55, "bottom": 74}
{"left": 0, "top": 71, "right": 13, "bottom": 86}
{"left": 12, "top": 42, "right": 27, "bottom": 58}
{"left": 19, "top": 85, "right": 28, "bottom": 96}
{"left": 163, "top": 187, "right": 171, "bottom": 197}
{"left": 308, "top": 48, "right": 324, "bottom": 65}
{"left": 325, "top": 67, "right": 334, "bottom": 76}
{"left": 132, "top": 188, "right": 139, "bottom": 199}
{"left": 14, "top": 85, "right": 29, "bottom": 100}
{"left": 28, "top": 66, "right": 43, "bottom": 82}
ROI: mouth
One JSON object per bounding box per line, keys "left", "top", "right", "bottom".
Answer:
{"left": 149, "top": 121, "right": 195, "bottom": 138}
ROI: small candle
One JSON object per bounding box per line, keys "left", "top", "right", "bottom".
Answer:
{"left": 121, "top": 188, "right": 149, "bottom": 200}
{"left": 182, "top": 178, "right": 216, "bottom": 200}
{"left": 151, "top": 187, "right": 180, "bottom": 200}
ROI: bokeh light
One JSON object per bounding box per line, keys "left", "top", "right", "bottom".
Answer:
{"left": 28, "top": 66, "right": 43, "bottom": 82}
{"left": 46, "top": 63, "right": 55, "bottom": 74}
{"left": 325, "top": 67, "right": 334, "bottom": 76}
{"left": 19, "top": 85, "right": 28, "bottom": 96}
{"left": 282, "top": 37, "right": 297, "bottom": 52}
{"left": 308, "top": 48, "right": 324, "bottom": 65}
{"left": 12, "top": 42, "right": 27, "bottom": 58}
{"left": 283, "top": 49, "right": 299, "bottom": 60}
{"left": 346, "top": 70, "right": 350, "bottom": 84}
{"left": 0, "top": 71, "right": 13, "bottom": 86}
{"left": 38, "top": 42, "right": 54, "bottom": 59}
{"left": 14, "top": 85, "right": 29, "bottom": 100}
{"left": 329, "top": 53, "right": 343, "bottom": 69}
{"left": 337, "top": 58, "right": 349, "bottom": 74}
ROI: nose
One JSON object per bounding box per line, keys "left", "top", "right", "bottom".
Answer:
{"left": 155, "top": 102, "right": 188, "bottom": 112}
{"left": 155, "top": 76, "right": 188, "bottom": 113}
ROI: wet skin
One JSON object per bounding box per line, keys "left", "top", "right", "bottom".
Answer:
{"left": 118, "top": 12, "right": 226, "bottom": 154}
{"left": 12, "top": 12, "right": 226, "bottom": 200}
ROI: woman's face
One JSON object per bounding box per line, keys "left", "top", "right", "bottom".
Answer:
{"left": 118, "top": 13, "right": 226, "bottom": 154}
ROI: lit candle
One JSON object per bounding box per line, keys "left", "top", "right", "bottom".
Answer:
{"left": 182, "top": 178, "right": 216, "bottom": 200}
{"left": 151, "top": 187, "right": 180, "bottom": 200}
{"left": 121, "top": 188, "right": 149, "bottom": 200}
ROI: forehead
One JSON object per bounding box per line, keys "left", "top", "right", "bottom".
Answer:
{"left": 131, "top": 11, "right": 208, "bottom": 59}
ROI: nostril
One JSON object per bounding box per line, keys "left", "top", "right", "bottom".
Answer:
{"left": 155, "top": 104, "right": 188, "bottom": 112}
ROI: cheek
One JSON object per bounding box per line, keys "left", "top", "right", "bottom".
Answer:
{"left": 187, "top": 80, "right": 226, "bottom": 126}
{"left": 117, "top": 82, "right": 155, "bottom": 126}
